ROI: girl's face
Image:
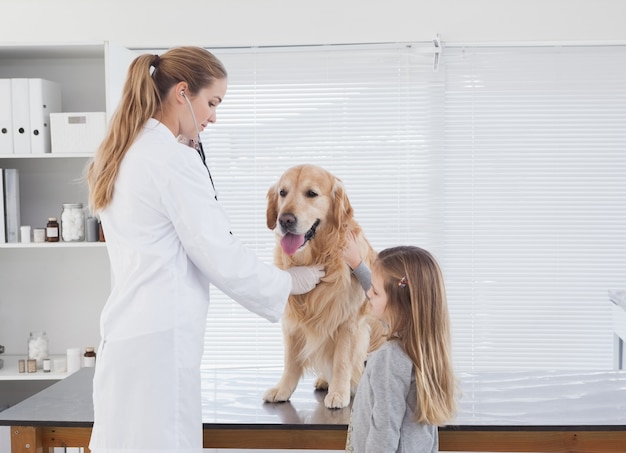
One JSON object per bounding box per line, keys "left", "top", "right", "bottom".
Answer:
{"left": 367, "top": 268, "right": 388, "bottom": 320}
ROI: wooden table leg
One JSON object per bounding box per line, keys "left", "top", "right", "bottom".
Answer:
{"left": 40, "top": 427, "right": 92, "bottom": 452}
{"left": 10, "top": 426, "right": 42, "bottom": 453}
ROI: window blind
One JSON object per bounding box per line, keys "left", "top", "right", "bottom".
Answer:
{"left": 440, "top": 45, "right": 626, "bottom": 370}
{"left": 142, "top": 43, "right": 626, "bottom": 371}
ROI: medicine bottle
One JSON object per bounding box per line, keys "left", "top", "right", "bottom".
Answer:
{"left": 84, "top": 347, "right": 96, "bottom": 367}
{"left": 61, "top": 203, "right": 85, "bottom": 242}
{"left": 46, "top": 218, "right": 59, "bottom": 242}
{"left": 86, "top": 216, "right": 99, "bottom": 242}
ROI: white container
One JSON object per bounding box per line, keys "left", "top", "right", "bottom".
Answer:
{"left": 67, "top": 347, "right": 81, "bottom": 374}
{"left": 33, "top": 228, "right": 46, "bottom": 243}
{"left": 20, "top": 225, "right": 31, "bottom": 243}
{"left": 53, "top": 358, "right": 66, "bottom": 373}
{"left": 50, "top": 112, "right": 106, "bottom": 154}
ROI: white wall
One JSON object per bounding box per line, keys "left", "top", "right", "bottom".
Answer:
{"left": 1, "top": 0, "right": 626, "bottom": 48}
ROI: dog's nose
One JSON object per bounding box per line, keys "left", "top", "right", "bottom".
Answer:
{"left": 279, "top": 213, "right": 297, "bottom": 230}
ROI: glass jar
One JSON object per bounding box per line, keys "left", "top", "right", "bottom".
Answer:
{"left": 61, "top": 203, "right": 85, "bottom": 242}
{"left": 28, "top": 331, "right": 49, "bottom": 369}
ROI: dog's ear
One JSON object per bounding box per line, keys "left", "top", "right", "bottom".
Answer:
{"left": 332, "top": 178, "right": 354, "bottom": 227}
{"left": 266, "top": 183, "right": 278, "bottom": 230}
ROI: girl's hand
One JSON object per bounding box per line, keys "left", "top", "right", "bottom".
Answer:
{"left": 343, "top": 230, "right": 363, "bottom": 270}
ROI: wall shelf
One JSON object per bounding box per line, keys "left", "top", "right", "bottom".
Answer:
{"left": 0, "top": 242, "right": 106, "bottom": 249}
{"left": 0, "top": 154, "right": 94, "bottom": 159}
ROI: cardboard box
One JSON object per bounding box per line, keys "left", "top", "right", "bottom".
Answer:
{"left": 50, "top": 112, "right": 106, "bottom": 154}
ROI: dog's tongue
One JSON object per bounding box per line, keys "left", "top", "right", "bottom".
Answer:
{"left": 281, "top": 233, "right": 305, "bottom": 256}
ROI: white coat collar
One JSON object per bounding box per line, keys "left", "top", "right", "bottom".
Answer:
{"left": 144, "top": 118, "right": 178, "bottom": 143}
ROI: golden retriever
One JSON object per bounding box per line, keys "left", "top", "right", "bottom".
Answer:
{"left": 262, "top": 164, "right": 383, "bottom": 409}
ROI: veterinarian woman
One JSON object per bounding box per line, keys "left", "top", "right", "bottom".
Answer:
{"left": 86, "top": 46, "right": 324, "bottom": 453}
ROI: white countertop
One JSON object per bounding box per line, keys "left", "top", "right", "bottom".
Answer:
{"left": 0, "top": 354, "right": 72, "bottom": 380}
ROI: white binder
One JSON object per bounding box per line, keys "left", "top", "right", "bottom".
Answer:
{"left": 11, "top": 78, "right": 30, "bottom": 154}
{"left": 0, "top": 169, "right": 6, "bottom": 242}
{"left": 29, "top": 78, "right": 62, "bottom": 154}
{"left": 3, "top": 168, "right": 20, "bottom": 243}
{"left": 0, "top": 80, "right": 12, "bottom": 154}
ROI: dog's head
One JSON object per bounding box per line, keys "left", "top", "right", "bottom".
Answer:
{"left": 266, "top": 164, "right": 353, "bottom": 256}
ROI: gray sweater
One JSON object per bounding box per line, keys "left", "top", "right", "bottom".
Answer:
{"left": 352, "top": 261, "right": 371, "bottom": 292}
{"left": 346, "top": 340, "right": 438, "bottom": 453}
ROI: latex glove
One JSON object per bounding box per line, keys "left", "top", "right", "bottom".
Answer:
{"left": 287, "top": 265, "right": 325, "bottom": 295}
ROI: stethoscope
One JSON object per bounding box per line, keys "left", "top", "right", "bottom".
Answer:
{"left": 181, "top": 89, "right": 218, "bottom": 201}
{"left": 181, "top": 90, "right": 233, "bottom": 235}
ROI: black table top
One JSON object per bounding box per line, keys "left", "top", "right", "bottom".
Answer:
{"left": 1, "top": 367, "right": 625, "bottom": 431}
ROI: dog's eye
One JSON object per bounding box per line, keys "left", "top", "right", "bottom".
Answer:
{"left": 306, "top": 190, "right": 318, "bottom": 198}
{"left": 279, "top": 189, "right": 287, "bottom": 197}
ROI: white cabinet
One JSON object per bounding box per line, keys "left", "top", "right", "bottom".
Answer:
{"left": 0, "top": 42, "right": 136, "bottom": 362}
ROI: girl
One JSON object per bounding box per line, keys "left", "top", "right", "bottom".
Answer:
{"left": 345, "top": 244, "right": 457, "bottom": 452}
{"left": 86, "top": 46, "right": 324, "bottom": 453}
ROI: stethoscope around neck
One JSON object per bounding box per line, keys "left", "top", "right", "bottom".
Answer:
{"left": 181, "top": 89, "right": 218, "bottom": 201}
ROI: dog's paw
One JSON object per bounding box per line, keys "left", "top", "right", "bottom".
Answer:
{"left": 324, "top": 391, "right": 351, "bottom": 409}
{"left": 263, "top": 387, "right": 292, "bottom": 403}
{"left": 313, "top": 377, "right": 329, "bottom": 391}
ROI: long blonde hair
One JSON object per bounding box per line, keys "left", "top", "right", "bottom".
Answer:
{"left": 374, "top": 246, "right": 457, "bottom": 425}
{"left": 86, "top": 46, "right": 227, "bottom": 212}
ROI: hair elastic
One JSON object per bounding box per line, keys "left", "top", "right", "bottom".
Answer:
{"left": 151, "top": 54, "right": 160, "bottom": 68}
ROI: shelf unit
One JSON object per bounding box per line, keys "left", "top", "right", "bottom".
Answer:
{"left": 0, "top": 42, "right": 135, "bottom": 363}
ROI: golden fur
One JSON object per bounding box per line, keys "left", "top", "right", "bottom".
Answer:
{"left": 262, "top": 164, "right": 383, "bottom": 409}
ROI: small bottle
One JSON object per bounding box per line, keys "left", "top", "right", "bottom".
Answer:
{"left": 18, "top": 359, "right": 26, "bottom": 373}
{"left": 42, "top": 358, "right": 51, "bottom": 373}
{"left": 84, "top": 347, "right": 96, "bottom": 367}
{"left": 86, "top": 217, "right": 99, "bottom": 242}
{"left": 46, "top": 217, "right": 60, "bottom": 242}
{"left": 98, "top": 221, "right": 105, "bottom": 242}
{"left": 27, "top": 359, "right": 37, "bottom": 373}
{"left": 20, "top": 225, "right": 31, "bottom": 243}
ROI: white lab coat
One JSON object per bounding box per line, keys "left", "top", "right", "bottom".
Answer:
{"left": 89, "top": 118, "right": 291, "bottom": 453}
